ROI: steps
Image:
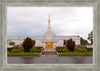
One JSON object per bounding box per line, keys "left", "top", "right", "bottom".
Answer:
{"left": 41, "top": 51, "right": 57, "bottom": 56}
{"left": 45, "top": 48, "right": 54, "bottom": 51}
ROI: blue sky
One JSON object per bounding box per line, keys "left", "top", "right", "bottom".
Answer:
{"left": 7, "top": 7, "right": 93, "bottom": 39}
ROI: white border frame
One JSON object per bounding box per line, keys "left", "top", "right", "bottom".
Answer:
{"left": 0, "top": 0, "right": 99, "bottom": 71}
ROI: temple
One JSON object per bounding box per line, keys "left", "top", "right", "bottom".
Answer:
{"left": 7, "top": 14, "right": 80, "bottom": 51}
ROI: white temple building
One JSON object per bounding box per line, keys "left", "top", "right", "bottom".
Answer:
{"left": 7, "top": 14, "right": 80, "bottom": 50}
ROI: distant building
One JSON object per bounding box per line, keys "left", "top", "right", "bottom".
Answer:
{"left": 7, "top": 14, "right": 80, "bottom": 51}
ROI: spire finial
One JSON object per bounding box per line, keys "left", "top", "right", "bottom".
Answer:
{"left": 48, "top": 14, "right": 51, "bottom": 31}
{"left": 48, "top": 14, "right": 50, "bottom": 20}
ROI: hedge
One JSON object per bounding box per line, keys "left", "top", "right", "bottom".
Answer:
{"left": 58, "top": 52, "right": 93, "bottom": 56}
{"left": 86, "top": 48, "right": 93, "bottom": 52}
{"left": 7, "top": 48, "right": 13, "bottom": 52}
{"left": 7, "top": 52, "right": 40, "bottom": 56}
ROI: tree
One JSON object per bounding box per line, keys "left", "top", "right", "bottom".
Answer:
{"left": 9, "top": 41, "right": 15, "bottom": 46}
{"left": 22, "top": 37, "right": 33, "bottom": 52}
{"left": 33, "top": 40, "right": 35, "bottom": 47}
{"left": 80, "top": 37, "right": 89, "bottom": 45}
{"left": 66, "top": 39, "right": 76, "bottom": 52}
{"left": 88, "top": 31, "right": 93, "bottom": 45}
{"left": 64, "top": 40, "right": 66, "bottom": 45}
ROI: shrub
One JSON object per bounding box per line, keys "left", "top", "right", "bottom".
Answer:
{"left": 56, "top": 46, "right": 66, "bottom": 48}
{"left": 34, "top": 46, "right": 43, "bottom": 52}
{"left": 7, "top": 48, "right": 13, "bottom": 52}
{"left": 30, "top": 47, "right": 38, "bottom": 53}
{"left": 13, "top": 45, "right": 23, "bottom": 49}
{"left": 62, "top": 48, "right": 69, "bottom": 53}
{"left": 56, "top": 47, "right": 69, "bottom": 53}
{"left": 8, "top": 52, "right": 40, "bottom": 56}
{"left": 56, "top": 47, "right": 64, "bottom": 52}
{"left": 86, "top": 48, "right": 93, "bottom": 52}
{"left": 8, "top": 45, "right": 24, "bottom": 53}
{"left": 19, "top": 47, "right": 24, "bottom": 52}
{"left": 58, "top": 52, "right": 93, "bottom": 56}
{"left": 30, "top": 47, "right": 43, "bottom": 53}
{"left": 11, "top": 49, "right": 22, "bottom": 53}
{"left": 34, "top": 46, "right": 43, "bottom": 48}
{"left": 75, "top": 45, "right": 87, "bottom": 53}
{"left": 9, "top": 41, "right": 15, "bottom": 46}
{"left": 66, "top": 39, "right": 76, "bottom": 52}
{"left": 76, "top": 45, "right": 86, "bottom": 48}
{"left": 22, "top": 37, "right": 33, "bottom": 52}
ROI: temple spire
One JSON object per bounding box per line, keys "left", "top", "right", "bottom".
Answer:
{"left": 43, "top": 14, "right": 56, "bottom": 36}
{"left": 48, "top": 14, "right": 51, "bottom": 31}
{"left": 48, "top": 14, "right": 50, "bottom": 20}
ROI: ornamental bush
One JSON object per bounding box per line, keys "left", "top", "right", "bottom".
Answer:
{"left": 30, "top": 47, "right": 38, "bottom": 53}
{"left": 58, "top": 52, "right": 92, "bottom": 56}
{"left": 66, "top": 39, "right": 76, "bottom": 52}
{"left": 9, "top": 41, "right": 15, "bottom": 46}
{"left": 8, "top": 53, "right": 40, "bottom": 56}
{"left": 62, "top": 48, "right": 69, "bottom": 53}
{"left": 11, "top": 47, "right": 24, "bottom": 53}
{"left": 86, "top": 48, "right": 93, "bottom": 52}
{"left": 75, "top": 45, "right": 87, "bottom": 53}
{"left": 22, "top": 37, "right": 33, "bottom": 52}
{"left": 76, "top": 45, "right": 86, "bottom": 48}
{"left": 13, "top": 45, "right": 23, "bottom": 49}
{"left": 7, "top": 48, "right": 13, "bottom": 52}
{"left": 11, "top": 49, "right": 22, "bottom": 53}
{"left": 34, "top": 46, "right": 43, "bottom": 50}
{"left": 56, "top": 47, "right": 69, "bottom": 53}
{"left": 30, "top": 47, "right": 43, "bottom": 53}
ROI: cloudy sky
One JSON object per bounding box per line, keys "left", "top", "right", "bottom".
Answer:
{"left": 7, "top": 7, "right": 93, "bottom": 39}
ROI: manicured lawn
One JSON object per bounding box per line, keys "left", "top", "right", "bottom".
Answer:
{"left": 58, "top": 52, "right": 93, "bottom": 56}
{"left": 7, "top": 52, "right": 40, "bottom": 56}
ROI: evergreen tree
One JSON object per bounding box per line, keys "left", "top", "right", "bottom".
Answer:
{"left": 88, "top": 31, "right": 93, "bottom": 45}
{"left": 80, "top": 37, "right": 89, "bottom": 45}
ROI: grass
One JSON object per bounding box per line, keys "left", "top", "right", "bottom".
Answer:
{"left": 7, "top": 47, "right": 42, "bottom": 56}
{"left": 7, "top": 52, "right": 40, "bottom": 56}
{"left": 58, "top": 52, "right": 93, "bottom": 56}
{"left": 86, "top": 48, "right": 93, "bottom": 52}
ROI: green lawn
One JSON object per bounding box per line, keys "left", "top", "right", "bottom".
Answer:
{"left": 58, "top": 52, "right": 93, "bottom": 56}
{"left": 7, "top": 47, "right": 42, "bottom": 56}
{"left": 7, "top": 52, "right": 40, "bottom": 56}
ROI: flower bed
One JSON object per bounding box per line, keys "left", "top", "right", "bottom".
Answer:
{"left": 56, "top": 45, "right": 93, "bottom": 56}
{"left": 56, "top": 47, "right": 69, "bottom": 53}
{"left": 30, "top": 46, "right": 43, "bottom": 53}
{"left": 7, "top": 46, "right": 43, "bottom": 56}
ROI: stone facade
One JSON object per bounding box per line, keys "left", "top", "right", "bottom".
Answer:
{"left": 7, "top": 35, "right": 80, "bottom": 48}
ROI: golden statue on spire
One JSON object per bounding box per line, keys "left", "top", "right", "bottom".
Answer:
{"left": 48, "top": 14, "right": 50, "bottom": 20}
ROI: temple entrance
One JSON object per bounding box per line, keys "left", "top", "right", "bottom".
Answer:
{"left": 46, "top": 42, "right": 53, "bottom": 48}
{"left": 45, "top": 42, "right": 53, "bottom": 51}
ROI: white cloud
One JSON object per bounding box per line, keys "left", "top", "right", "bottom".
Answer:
{"left": 7, "top": 7, "right": 93, "bottom": 39}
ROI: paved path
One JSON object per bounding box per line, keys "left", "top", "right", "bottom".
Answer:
{"left": 7, "top": 56, "right": 93, "bottom": 64}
